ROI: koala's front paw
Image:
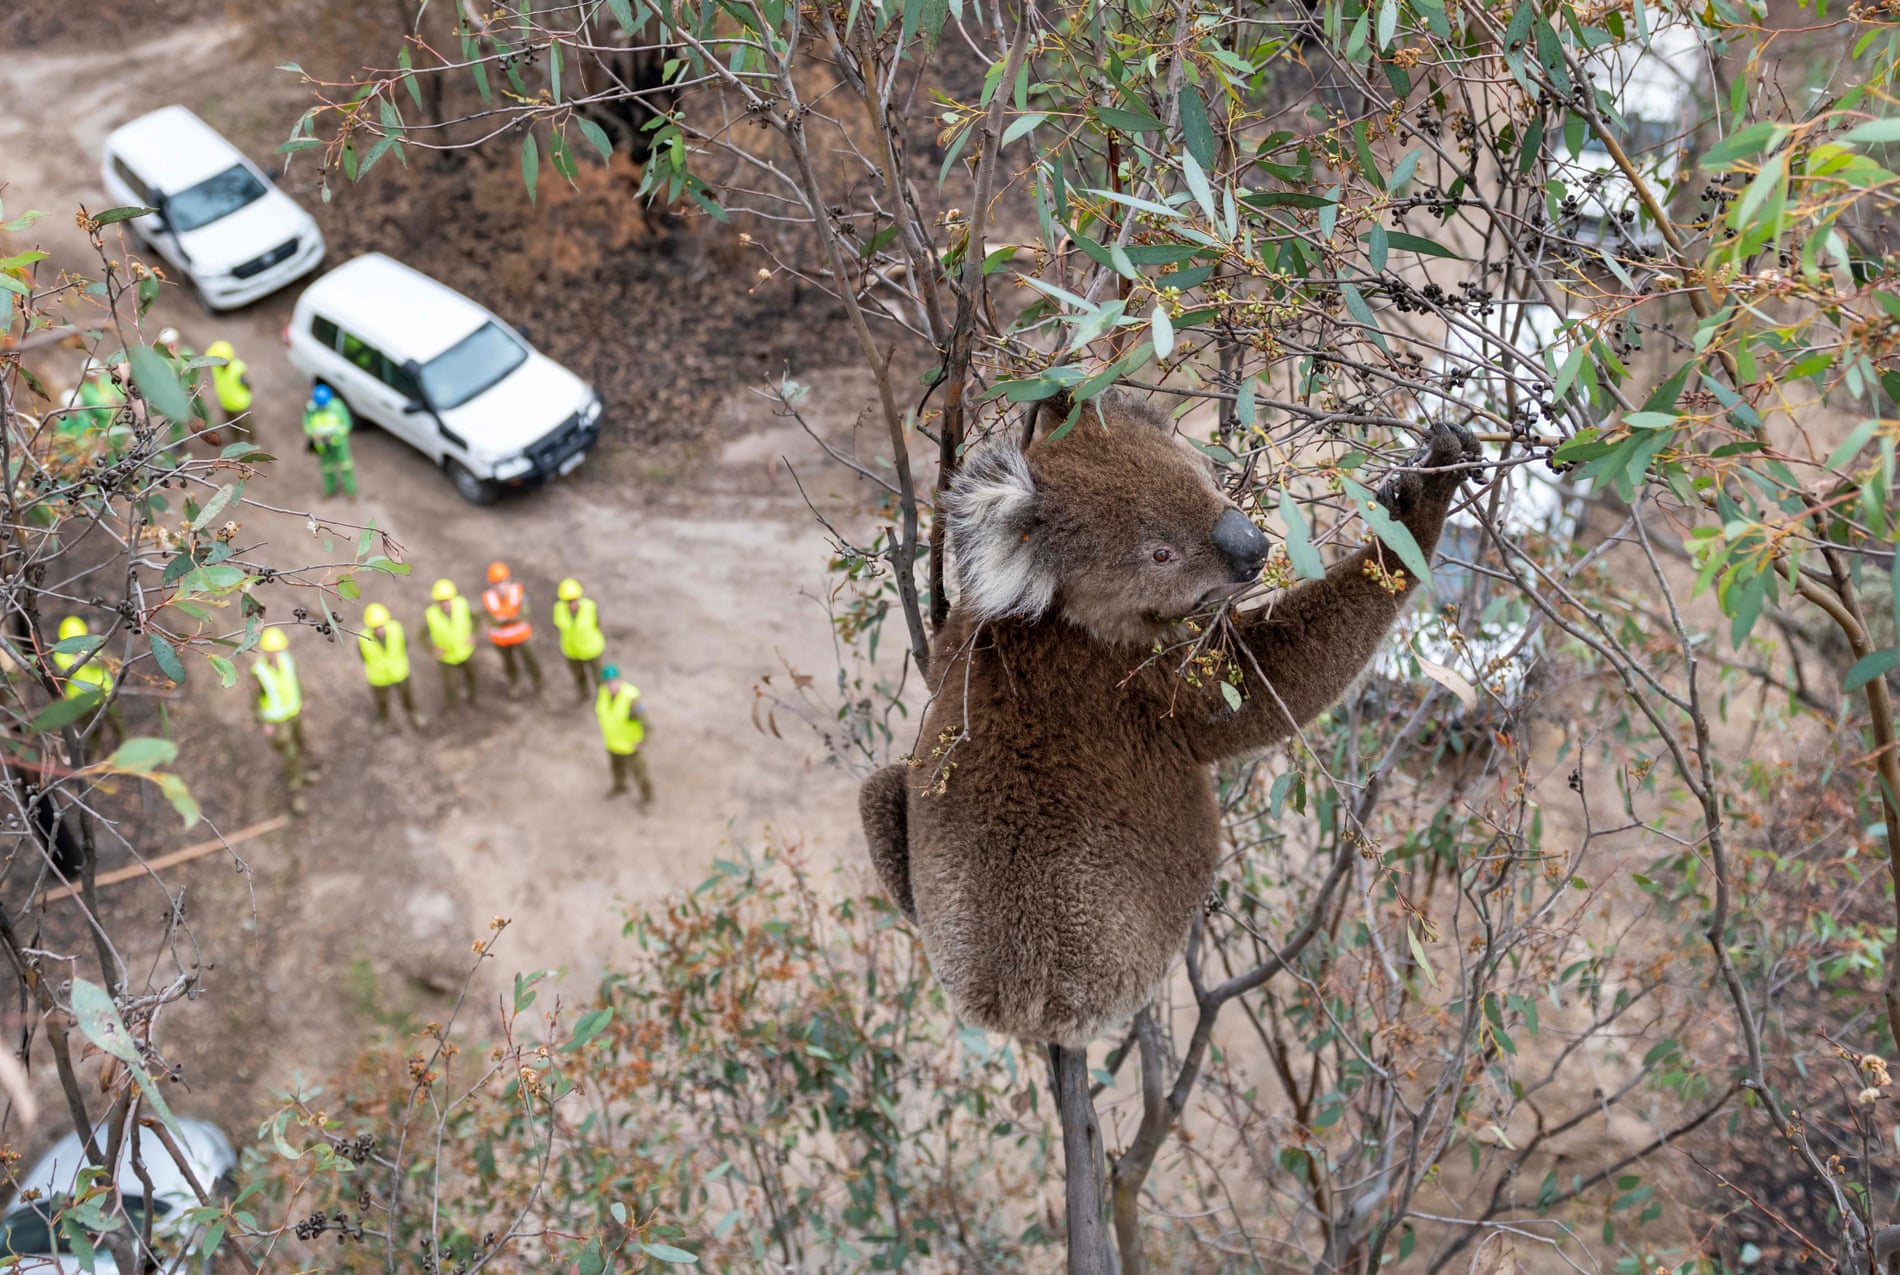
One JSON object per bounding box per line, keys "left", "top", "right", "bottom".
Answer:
{"left": 1377, "top": 421, "right": 1480, "bottom": 516}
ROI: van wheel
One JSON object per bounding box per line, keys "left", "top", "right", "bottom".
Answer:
{"left": 447, "top": 461, "right": 500, "bottom": 506}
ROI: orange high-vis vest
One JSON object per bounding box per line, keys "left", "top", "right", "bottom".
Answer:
{"left": 482, "top": 580, "right": 532, "bottom": 646}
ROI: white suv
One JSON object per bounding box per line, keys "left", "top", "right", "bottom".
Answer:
{"left": 100, "top": 106, "right": 324, "bottom": 311}
{"left": 0, "top": 1116, "right": 235, "bottom": 1271}
{"left": 284, "top": 253, "right": 603, "bottom": 503}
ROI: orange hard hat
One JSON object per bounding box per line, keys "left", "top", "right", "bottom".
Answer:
{"left": 487, "top": 561, "right": 510, "bottom": 584}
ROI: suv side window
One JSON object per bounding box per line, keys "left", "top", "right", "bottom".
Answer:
{"left": 336, "top": 329, "right": 422, "bottom": 399}
{"left": 111, "top": 157, "right": 152, "bottom": 205}
{"left": 340, "top": 331, "right": 383, "bottom": 378}
{"left": 310, "top": 316, "right": 340, "bottom": 351}
{"left": 383, "top": 359, "right": 422, "bottom": 401}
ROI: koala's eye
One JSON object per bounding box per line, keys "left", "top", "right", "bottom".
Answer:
{"left": 1151, "top": 547, "right": 1177, "bottom": 565}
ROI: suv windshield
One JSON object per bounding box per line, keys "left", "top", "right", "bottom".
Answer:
{"left": 417, "top": 322, "right": 529, "bottom": 410}
{"left": 164, "top": 164, "right": 267, "bottom": 233}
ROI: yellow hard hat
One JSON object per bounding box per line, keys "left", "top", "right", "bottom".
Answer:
{"left": 259, "top": 627, "right": 289, "bottom": 653}
{"left": 363, "top": 603, "right": 390, "bottom": 628}
{"left": 206, "top": 340, "right": 235, "bottom": 360}
{"left": 431, "top": 578, "right": 457, "bottom": 602}
{"left": 557, "top": 577, "right": 582, "bottom": 602}
{"left": 58, "top": 615, "right": 88, "bottom": 641}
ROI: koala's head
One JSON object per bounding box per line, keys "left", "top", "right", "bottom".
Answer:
{"left": 944, "top": 392, "right": 1269, "bottom": 646}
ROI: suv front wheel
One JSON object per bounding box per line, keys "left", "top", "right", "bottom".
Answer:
{"left": 447, "top": 460, "right": 500, "bottom": 506}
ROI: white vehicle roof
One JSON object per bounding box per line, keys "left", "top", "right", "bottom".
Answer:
{"left": 298, "top": 253, "right": 491, "bottom": 364}
{"left": 103, "top": 106, "right": 249, "bottom": 192}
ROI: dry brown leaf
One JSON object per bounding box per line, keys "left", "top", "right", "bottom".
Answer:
{"left": 1417, "top": 654, "right": 1479, "bottom": 711}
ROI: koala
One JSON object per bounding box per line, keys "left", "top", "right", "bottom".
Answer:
{"left": 859, "top": 391, "right": 1478, "bottom": 1046}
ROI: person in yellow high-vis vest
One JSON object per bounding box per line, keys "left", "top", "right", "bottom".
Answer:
{"left": 552, "top": 577, "right": 607, "bottom": 701}
{"left": 253, "top": 627, "right": 310, "bottom": 816}
{"left": 204, "top": 339, "right": 252, "bottom": 445}
{"left": 594, "top": 665, "right": 653, "bottom": 805}
{"left": 53, "top": 615, "right": 114, "bottom": 700}
{"left": 357, "top": 603, "right": 426, "bottom": 730}
{"left": 424, "top": 578, "right": 479, "bottom": 710}
{"left": 51, "top": 615, "right": 124, "bottom": 757}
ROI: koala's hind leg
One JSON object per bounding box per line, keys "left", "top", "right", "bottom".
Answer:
{"left": 859, "top": 765, "right": 916, "bottom": 920}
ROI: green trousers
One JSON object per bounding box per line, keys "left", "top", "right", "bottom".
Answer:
{"left": 317, "top": 438, "right": 357, "bottom": 497}
{"left": 566, "top": 655, "right": 600, "bottom": 700}
{"left": 371, "top": 679, "right": 424, "bottom": 727}
{"left": 269, "top": 717, "right": 309, "bottom": 811}
{"left": 497, "top": 641, "right": 544, "bottom": 694}
{"left": 609, "top": 750, "right": 653, "bottom": 803}
{"left": 437, "top": 659, "right": 478, "bottom": 709}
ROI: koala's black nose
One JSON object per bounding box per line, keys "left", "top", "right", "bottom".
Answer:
{"left": 1212, "top": 508, "right": 1268, "bottom": 582}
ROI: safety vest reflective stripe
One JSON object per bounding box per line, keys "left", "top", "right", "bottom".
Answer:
{"left": 211, "top": 358, "right": 252, "bottom": 413}
{"left": 357, "top": 621, "right": 411, "bottom": 687}
{"left": 303, "top": 402, "right": 351, "bottom": 442}
{"left": 484, "top": 582, "right": 532, "bottom": 646}
{"left": 552, "top": 597, "right": 605, "bottom": 661}
{"left": 425, "top": 598, "right": 475, "bottom": 665}
{"left": 52, "top": 651, "right": 113, "bottom": 698}
{"left": 595, "top": 683, "right": 646, "bottom": 755}
{"left": 254, "top": 653, "right": 302, "bottom": 723}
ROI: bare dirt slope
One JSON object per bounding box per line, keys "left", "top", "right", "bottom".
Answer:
{"left": 0, "top": 18, "right": 902, "bottom": 1125}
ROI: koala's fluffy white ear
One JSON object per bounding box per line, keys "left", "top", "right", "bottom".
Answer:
{"left": 944, "top": 441, "right": 1056, "bottom": 625}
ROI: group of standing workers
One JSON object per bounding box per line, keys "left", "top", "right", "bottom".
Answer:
{"left": 55, "top": 330, "right": 654, "bottom": 820}
{"left": 241, "top": 568, "right": 652, "bottom": 817}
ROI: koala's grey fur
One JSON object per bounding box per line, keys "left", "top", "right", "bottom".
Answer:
{"left": 860, "top": 391, "right": 1477, "bottom": 1046}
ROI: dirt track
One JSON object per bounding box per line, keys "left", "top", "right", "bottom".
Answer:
{"left": 0, "top": 19, "right": 897, "bottom": 1118}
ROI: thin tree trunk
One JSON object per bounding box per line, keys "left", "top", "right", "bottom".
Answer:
{"left": 1051, "top": 1044, "right": 1113, "bottom": 1274}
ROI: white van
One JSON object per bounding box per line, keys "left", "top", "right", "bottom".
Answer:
{"left": 100, "top": 106, "right": 324, "bottom": 311}
{"left": 1556, "top": 22, "right": 1705, "bottom": 248}
{"left": 284, "top": 253, "right": 603, "bottom": 504}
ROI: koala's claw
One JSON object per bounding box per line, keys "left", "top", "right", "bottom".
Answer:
{"left": 1377, "top": 421, "right": 1481, "bottom": 516}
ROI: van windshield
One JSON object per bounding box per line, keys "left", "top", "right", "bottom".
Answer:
{"left": 418, "top": 322, "right": 529, "bottom": 410}
{"left": 164, "top": 165, "right": 267, "bottom": 232}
